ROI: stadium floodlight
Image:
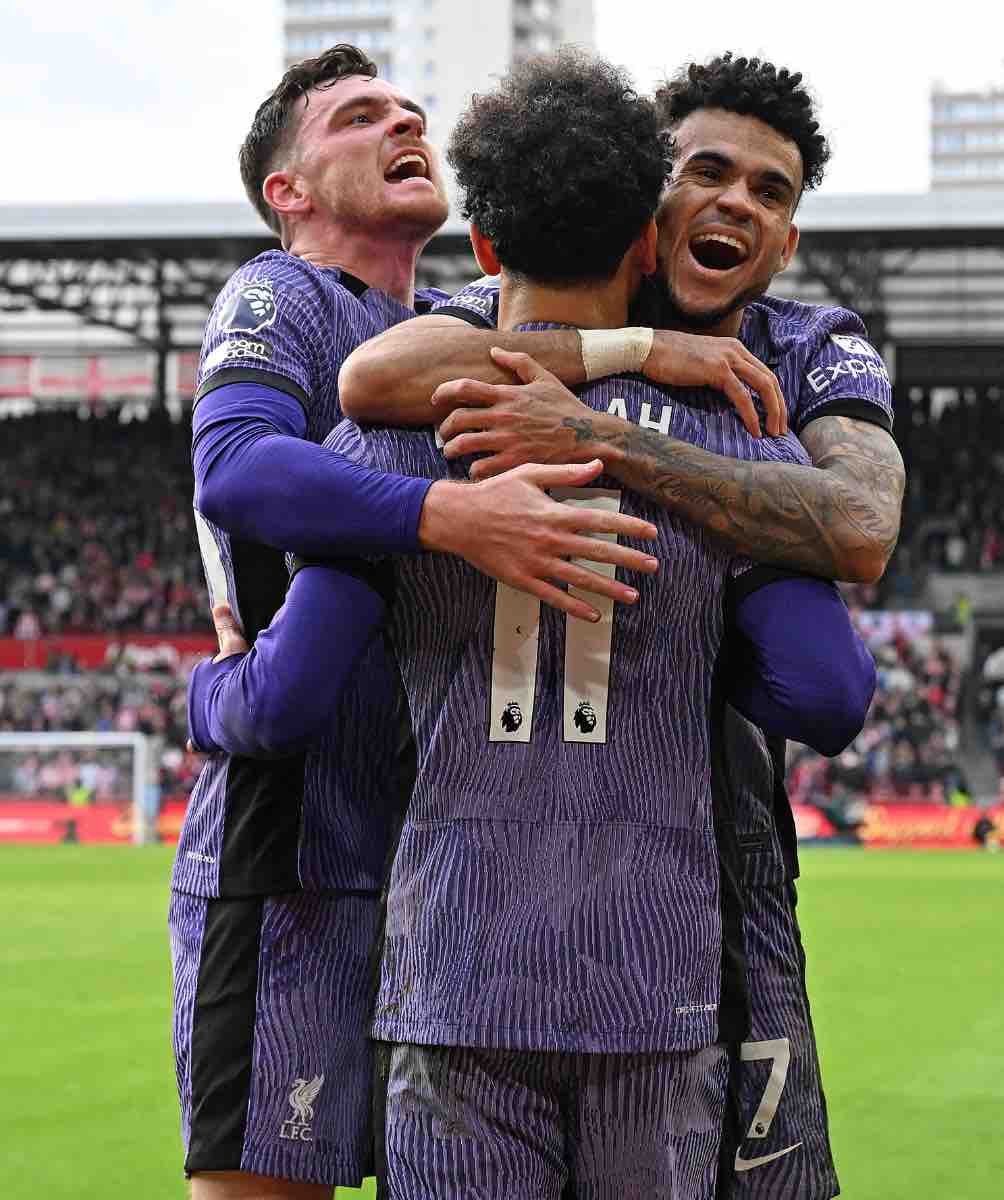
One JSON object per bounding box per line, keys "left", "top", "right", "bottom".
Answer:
{"left": 0, "top": 731, "right": 157, "bottom": 845}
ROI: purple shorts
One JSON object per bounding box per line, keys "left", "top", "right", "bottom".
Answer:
{"left": 169, "top": 889, "right": 379, "bottom": 1188}
{"left": 720, "top": 882, "right": 839, "bottom": 1200}
{"left": 377, "top": 1041, "right": 729, "bottom": 1199}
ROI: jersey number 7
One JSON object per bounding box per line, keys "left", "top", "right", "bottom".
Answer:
{"left": 489, "top": 488, "right": 621, "bottom": 745}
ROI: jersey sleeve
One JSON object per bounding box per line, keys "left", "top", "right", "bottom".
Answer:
{"left": 430, "top": 276, "right": 500, "bottom": 329}
{"left": 195, "top": 256, "right": 341, "bottom": 420}
{"left": 794, "top": 308, "right": 894, "bottom": 434}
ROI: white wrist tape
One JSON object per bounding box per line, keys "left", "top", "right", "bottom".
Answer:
{"left": 579, "top": 327, "right": 654, "bottom": 381}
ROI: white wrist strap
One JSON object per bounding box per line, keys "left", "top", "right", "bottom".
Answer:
{"left": 579, "top": 327, "right": 654, "bottom": 382}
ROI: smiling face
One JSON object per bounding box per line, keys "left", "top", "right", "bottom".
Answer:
{"left": 278, "top": 74, "right": 449, "bottom": 241}
{"left": 656, "top": 107, "right": 803, "bottom": 335}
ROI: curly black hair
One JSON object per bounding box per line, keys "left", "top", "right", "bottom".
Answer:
{"left": 655, "top": 53, "right": 830, "bottom": 191}
{"left": 239, "top": 44, "right": 377, "bottom": 235}
{"left": 448, "top": 50, "right": 669, "bottom": 284}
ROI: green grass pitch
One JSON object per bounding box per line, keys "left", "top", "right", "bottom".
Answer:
{"left": 3, "top": 845, "right": 1002, "bottom": 1199}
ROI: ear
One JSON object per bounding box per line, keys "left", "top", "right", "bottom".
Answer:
{"left": 637, "top": 218, "right": 658, "bottom": 276}
{"left": 262, "top": 169, "right": 311, "bottom": 223}
{"left": 777, "top": 221, "right": 800, "bottom": 273}
{"left": 469, "top": 226, "right": 501, "bottom": 276}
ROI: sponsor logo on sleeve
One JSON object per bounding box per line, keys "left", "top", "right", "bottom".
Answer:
{"left": 202, "top": 337, "right": 273, "bottom": 372}
{"left": 829, "top": 332, "right": 880, "bottom": 358}
{"left": 807, "top": 352, "right": 890, "bottom": 396}
{"left": 218, "top": 279, "right": 278, "bottom": 334}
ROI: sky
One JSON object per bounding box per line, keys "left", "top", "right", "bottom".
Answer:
{"left": 3, "top": 0, "right": 1002, "bottom": 206}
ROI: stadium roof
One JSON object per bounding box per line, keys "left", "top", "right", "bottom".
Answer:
{"left": 0, "top": 189, "right": 1001, "bottom": 255}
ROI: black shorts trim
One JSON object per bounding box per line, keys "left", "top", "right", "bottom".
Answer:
{"left": 185, "top": 896, "right": 264, "bottom": 1175}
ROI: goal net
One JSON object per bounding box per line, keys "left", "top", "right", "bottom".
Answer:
{"left": 0, "top": 731, "right": 159, "bottom": 845}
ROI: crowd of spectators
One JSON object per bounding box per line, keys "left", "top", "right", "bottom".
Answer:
{"left": 0, "top": 412, "right": 209, "bottom": 637}
{"left": 787, "top": 616, "right": 969, "bottom": 820}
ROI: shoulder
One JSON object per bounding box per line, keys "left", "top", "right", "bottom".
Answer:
{"left": 745, "top": 295, "right": 873, "bottom": 357}
{"left": 430, "top": 276, "right": 500, "bottom": 329}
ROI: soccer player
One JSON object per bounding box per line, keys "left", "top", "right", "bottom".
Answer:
{"left": 338, "top": 54, "right": 905, "bottom": 1200}
{"left": 170, "top": 44, "right": 661, "bottom": 1200}
{"left": 192, "top": 52, "right": 877, "bottom": 1197}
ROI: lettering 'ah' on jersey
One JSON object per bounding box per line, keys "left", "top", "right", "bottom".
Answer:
{"left": 327, "top": 361, "right": 814, "bottom": 1055}
{"left": 433, "top": 277, "right": 894, "bottom": 437}
{"left": 173, "top": 250, "right": 444, "bottom": 899}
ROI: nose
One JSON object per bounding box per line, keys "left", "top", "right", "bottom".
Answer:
{"left": 716, "top": 179, "right": 755, "bottom": 221}
{"left": 391, "top": 109, "right": 424, "bottom": 139}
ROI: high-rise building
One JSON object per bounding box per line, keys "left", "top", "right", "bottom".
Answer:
{"left": 282, "top": 1, "right": 595, "bottom": 147}
{"left": 931, "top": 83, "right": 1004, "bottom": 189}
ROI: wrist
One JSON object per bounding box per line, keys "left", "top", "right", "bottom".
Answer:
{"left": 578, "top": 327, "right": 654, "bottom": 381}
{"left": 417, "top": 479, "right": 468, "bottom": 552}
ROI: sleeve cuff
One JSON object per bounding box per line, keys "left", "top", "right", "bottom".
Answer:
{"left": 430, "top": 305, "right": 495, "bottom": 329}
{"left": 797, "top": 398, "right": 894, "bottom": 434}
{"left": 187, "top": 655, "right": 241, "bottom": 752}
{"left": 399, "top": 476, "right": 436, "bottom": 552}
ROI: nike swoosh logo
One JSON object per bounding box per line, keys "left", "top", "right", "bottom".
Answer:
{"left": 734, "top": 1141, "right": 803, "bottom": 1172}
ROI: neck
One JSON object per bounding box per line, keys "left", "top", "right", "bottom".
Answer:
{"left": 498, "top": 270, "right": 632, "bottom": 333}
{"left": 287, "top": 224, "right": 428, "bottom": 306}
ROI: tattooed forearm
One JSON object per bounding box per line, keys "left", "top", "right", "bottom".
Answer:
{"left": 592, "top": 413, "right": 905, "bottom": 583}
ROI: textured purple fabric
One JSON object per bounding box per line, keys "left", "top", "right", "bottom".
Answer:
{"left": 329, "top": 373, "right": 819, "bottom": 1054}
{"left": 187, "top": 566, "right": 387, "bottom": 756}
{"left": 435, "top": 279, "right": 894, "bottom": 434}
{"left": 169, "top": 891, "right": 380, "bottom": 1188}
{"left": 729, "top": 578, "right": 876, "bottom": 755}
{"left": 173, "top": 253, "right": 443, "bottom": 898}
{"left": 382, "top": 1042, "right": 728, "bottom": 1199}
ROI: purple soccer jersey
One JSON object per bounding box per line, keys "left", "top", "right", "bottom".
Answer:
{"left": 174, "top": 250, "right": 444, "bottom": 898}
{"left": 328, "top": 371, "right": 815, "bottom": 1056}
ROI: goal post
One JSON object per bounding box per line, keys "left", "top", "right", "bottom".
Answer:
{"left": 0, "top": 731, "right": 159, "bottom": 845}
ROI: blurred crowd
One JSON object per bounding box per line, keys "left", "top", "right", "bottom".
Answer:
{"left": 788, "top": 622, "right": 969, "bottom": 823}
{"left": 0, "top": 412, "right": 209, "bottom": 637}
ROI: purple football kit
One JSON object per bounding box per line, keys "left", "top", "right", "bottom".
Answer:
{"left": 431, "top": 278, "right": 894, "bottom": 1199}
{"left": 169, "top": 249, "right": 445, "bottom": 1188}
{"left": 319, "top": 350, "right": 875, "bottom": 1198}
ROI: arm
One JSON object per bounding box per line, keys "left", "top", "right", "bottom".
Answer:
{"left": 338, "top": 315, "right": 785, "bottom": 436}
{"left": 727, "top": 573, "right": 876, "bottom": 756}
{"left": 188, "top": 564, "right": 387, "bottom": 757}
{"left": 436, "top": 351, "right": 905, "bottom": 584}
{"left": 195, "top": 381, "right": 662, "bottom": 621}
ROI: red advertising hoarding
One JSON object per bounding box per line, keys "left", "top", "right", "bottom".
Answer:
{"left": 0, "top": 634, "right": 215, "bottom": 671}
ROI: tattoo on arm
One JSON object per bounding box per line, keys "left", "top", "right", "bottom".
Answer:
{"left": 578, "top": 413, "right": 905, "bottom": 582}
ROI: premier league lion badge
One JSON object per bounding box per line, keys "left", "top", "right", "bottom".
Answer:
{"left": 219, "top": 279, "right": 278, "bottom": 334}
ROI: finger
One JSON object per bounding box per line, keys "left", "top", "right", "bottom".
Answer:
{"left": 441, "top": 431, "right": 508, "bottom": 460}
{"left": 517, "top": 575, "right": 602, "bottom": 623}
{"left": 211, "top": 603, "right": 249, "bottom": 660}
{"left": 468, "top": 453, "right": 522, "bottom": 481}
{"left": 562, "top": 508, "right": 660, "bottom": 543}
{"left": 551, "top": 534, "right": 659, "bottom": 574}
{"left": 719, "top": 372, "right": 762, "bottom": 439}
{"left": 521, "top": 459, "right": 604, "bottom": 488}
{"left": 439, "top": 406, "right": 505, "bottom": 440}
{"left": 547, "top": 559, "right": 642, "bottom": 605}
{"left": 732, "top": 354, "right": 786, "bottom": 436}
{"left": 489, "top": 346, "right": 555, "bottom": 385}
{"left": 431, "top": 378, "right": 510, "bottom": 410}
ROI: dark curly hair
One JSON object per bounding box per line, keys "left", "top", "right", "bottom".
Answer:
{"left": 239, "top": 44, "right": 377, "bottom": 235}
{"left": 448, "top": 50, "right": 669, "bottom": 284}
{"left": 655, "top": 53, "right": 830, "bottom": 191}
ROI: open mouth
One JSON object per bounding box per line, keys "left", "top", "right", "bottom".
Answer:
{"left": 688, "top": 232, "right": 749, "bottom": 272}
{"left": 385, "top": 154, "right": 429, "bottom": 184}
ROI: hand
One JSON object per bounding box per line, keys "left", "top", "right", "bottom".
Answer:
{"left": 418, "top": 459, "right": 659, "bottom": 623}
{"left": 210, "top": 603, "right": 249, "bottom": 662}
{"left": 433, "top": 347, "right": 602, "bottom": 481}
{"left": 642, "top": 330, "right": 787, "bottom": 437}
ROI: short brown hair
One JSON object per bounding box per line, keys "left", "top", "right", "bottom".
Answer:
{"left": 239, "top": 44, "right": 377, "bottom": 234}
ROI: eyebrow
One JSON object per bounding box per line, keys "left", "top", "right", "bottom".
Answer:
{"left": 329, "top": 91, "right": 427, "bottom": 130}
{"left": 686, "top": 149, "right": 796, "bottom": 196}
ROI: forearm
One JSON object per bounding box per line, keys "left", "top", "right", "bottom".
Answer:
{"left": 575, "top": 412, "right": 900, "bottom": 583}
{"left": 338, "top": 318, "right": 586, "bottom": 424}
{"left": 193, "top": 386, "right": 431, "bottom": 557}
{"left": 188, "top": 568, "right": 386, "bottom": 757}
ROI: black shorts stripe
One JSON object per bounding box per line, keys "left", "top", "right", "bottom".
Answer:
{"left": 715, "top": 1043, "right": 745, "bottom": 1200}
{"left": 186, "top": 896, "right": 265, "bottom": 1174}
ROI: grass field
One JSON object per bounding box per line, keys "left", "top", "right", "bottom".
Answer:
{"left": 3, "top": 845, "right": 1002, "bottom": 1199}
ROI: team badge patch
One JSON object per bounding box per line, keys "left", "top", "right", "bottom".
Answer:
{"left": 219, "top": 279, "right": 278, "bottom": 334}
